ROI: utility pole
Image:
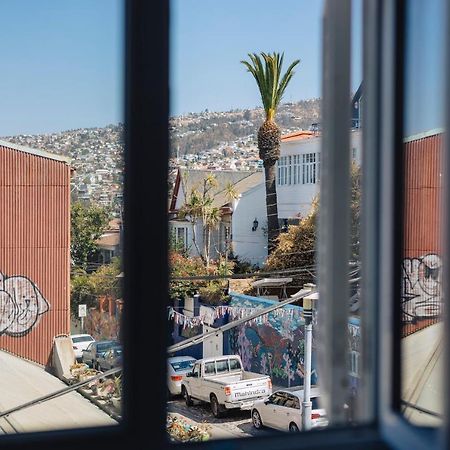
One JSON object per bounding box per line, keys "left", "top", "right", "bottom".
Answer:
{"left": 302, "top": 284, "right": 317, "bottom": 431}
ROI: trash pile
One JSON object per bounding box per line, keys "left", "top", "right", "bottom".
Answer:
{"left": 166, "top": 415, "right": 210, "bottom": 442}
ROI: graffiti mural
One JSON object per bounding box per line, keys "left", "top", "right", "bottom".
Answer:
{"left": 228, "top": 293, "right": 362, "bottom": 389}
{"left": 0, "top": 273, "right": 50, "bottom": 337}
{"left": 401, "top": 254, "right": 442, "bottom": 322}
{"left": 228, "top": 293, "right": 315, "bottom": 388}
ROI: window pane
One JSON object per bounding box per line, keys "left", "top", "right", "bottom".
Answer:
{"left": 0, "top": 0, "right": 124, "bottom": 434}
{"left": 401, "top": 0, "right": 444, "bottom": 427}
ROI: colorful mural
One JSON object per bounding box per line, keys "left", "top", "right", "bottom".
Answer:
{"left": 228, "top": 293, "right": 316, "bottom": 387}
{"left": 228, "top": 292, "right": 361, "bottom": 389}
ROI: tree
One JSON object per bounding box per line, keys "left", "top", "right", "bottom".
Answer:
{"left": 241, "top": 52, "right": 300, "bottom": 253}
{"left": 179, "top": 174, "right": 238, "bottom": 267}
{"left": 71, "top": 201, "right": 110, "bottom": 269}
{"left": 70, "top": 257, "right": 122, "bottom": 318}
{"left": 266, "top": 163, "right": 361, "bottom": 276}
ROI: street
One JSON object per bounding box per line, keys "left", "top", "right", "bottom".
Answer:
{"left": 167, "top": 395, "right": 275, "bottom": 440}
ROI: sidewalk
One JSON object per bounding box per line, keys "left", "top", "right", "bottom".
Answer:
{"left": 168, "top": 412, "right": 243, "bottom": 440}
{"left": 0, "top": 350, "right": 117, "bottom": 433}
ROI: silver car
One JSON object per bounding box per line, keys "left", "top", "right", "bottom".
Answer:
{"left": 251, "top": 387, "right": 328, "bottom": 432}
{"left": 167, "top": 356, "right": 196, "bottom": 396}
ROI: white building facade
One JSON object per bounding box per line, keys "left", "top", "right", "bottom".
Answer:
{"left": 276, "top": 129, "right": 362, "bottom": 220}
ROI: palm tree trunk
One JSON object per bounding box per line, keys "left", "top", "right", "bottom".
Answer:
{"left": 264, "top": 163, "right": 279, "bottom": 254}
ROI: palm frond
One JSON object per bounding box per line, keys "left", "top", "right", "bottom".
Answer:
{"left": 241, "top": 52, "right": 300, "bottom": 120}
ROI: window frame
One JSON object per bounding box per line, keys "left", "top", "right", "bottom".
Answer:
{"left": 2, "top": 0, "right": 446, "bottom": 449}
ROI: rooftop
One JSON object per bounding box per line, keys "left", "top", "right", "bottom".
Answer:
{"left": 0, "top": 139, "right": 71, "bottom": 164}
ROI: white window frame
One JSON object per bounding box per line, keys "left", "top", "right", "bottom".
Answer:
{"left": 302, "top": 152, "right": 318, "bottom": 184}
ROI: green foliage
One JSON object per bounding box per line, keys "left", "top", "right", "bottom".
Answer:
{"left": 241, "top": 52, "right": 300, "bottom": 120}
{"left": 71, "top": 201, "right": 110, "bottom": 269}
{"left": 169, "top": 252, "right": 210, "bottom": 300}
{"left": 70, "top": 268, "right": 96, "bottom": 318}
{"left": 70, "top": 257, "right": 121, "bottom": 318}
{"left": 266, "top": 164, "right": 361, "bottom": 275}
{"left": 169, "top": 252, "right": 234, "bottom": 304}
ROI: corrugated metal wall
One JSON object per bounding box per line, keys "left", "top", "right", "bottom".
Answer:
{"left": 0, "top": 144, "right": 70, "bottom": 365}
{"left": 402, "top": 132, "right": 443, "bottom": 336}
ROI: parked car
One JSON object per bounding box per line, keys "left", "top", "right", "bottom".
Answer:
{"left": 251, "top": 387, "right": 328, "bottom": 432}
{"left": 181, "top": 355, "right": 272, "bottom": 417}
{"left": 81, "top": 340, "right": 119, "bottom": 368}
{"left": 96, "top": 345, "right": 123, "bottom": 371}
{"left": 167, "top": 356, "right": 196, "bottom": 396}
{"left": 70, "top": 334, "right": 95, "bottom": 361}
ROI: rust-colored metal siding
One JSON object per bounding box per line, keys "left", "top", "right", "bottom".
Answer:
{"left": 402, "top": 132, "right": 443, "bottom": 336}
{"left": 0, "top": 144, "right": 70, "bottom": 365}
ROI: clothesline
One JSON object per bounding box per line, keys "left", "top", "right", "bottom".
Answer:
{"left": 167, "top": 304, "right": 302, "bottom": 329}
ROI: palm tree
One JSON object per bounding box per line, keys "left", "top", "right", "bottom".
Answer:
{"left": 241, "top": 52, "right": 300, "bottom": 253}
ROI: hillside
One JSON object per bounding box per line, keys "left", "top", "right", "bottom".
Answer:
{"left": 169, "top": 98, "right": 321, "bottom": 157}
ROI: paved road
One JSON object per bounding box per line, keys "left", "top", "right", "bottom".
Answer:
{"left": 167, "top": 395, "right": 275, "bottom": 439}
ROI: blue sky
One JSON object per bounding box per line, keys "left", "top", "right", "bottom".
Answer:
{"left": 0, "top": 0, "right": 364, "bottom": 135}
{"left": 171, "top": 0, "right": 362, "bottom": 116}
{"left": 0, "top": 0, "right": 124, "bottom": 136}
{"left": 404, "top": 0, "right": 445, "bottom": 136}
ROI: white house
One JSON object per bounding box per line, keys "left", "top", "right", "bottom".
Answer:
{"left": 168, "top": 168, "right": 266, "bottom": 266}
{"left": 276, "top": 129, "right": 362, "bottom": 221}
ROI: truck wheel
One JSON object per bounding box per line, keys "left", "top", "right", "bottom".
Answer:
{"left": 289, "top": 422, "right": 299, "bottom": 432}
{"left": 210, "top": 394, "right": 224, "bottom": 418}
{"left": 182, "top": 386, "right": 193, "bottom": 406}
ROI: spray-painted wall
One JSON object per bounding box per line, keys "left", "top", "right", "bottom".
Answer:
{"left": 402, "top": 131, "right": 443, "bottom": 334}
{"left": 0, "top": 142, "right": 71, "bottom": 365}
{"left": 227, "top": 293, "right": 361, "bottom": 388}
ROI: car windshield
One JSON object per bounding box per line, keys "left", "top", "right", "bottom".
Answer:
{"left": 170, "top": 360, "right": 195, "bottom": 372}
{"left": 97, "top": 342, "right": 114, "bottom": 352}
{"left": 72, "top": 336, "right": 94, "bottom": 343}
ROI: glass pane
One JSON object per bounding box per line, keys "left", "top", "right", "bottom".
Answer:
{"left": 401, "top": 0, "right": 444, "bottom": 426}
{"left": 0, "top": 0, "right": 124, "bottom": 434}
{"left": 166, "top": 0, "right": 368, "bottom": 443}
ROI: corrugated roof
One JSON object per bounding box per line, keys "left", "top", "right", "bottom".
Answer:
{"left": 0, "top": 139, "right": 71, "bottom": 164}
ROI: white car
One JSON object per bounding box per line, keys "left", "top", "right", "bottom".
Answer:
{"left": 70, "top": 334, "right": 95, "bottom": 361}
{"left": 251, "top": 387, "right": 328, "bottom": 432}
{"left": 167, "top": 356, "right": 196, "bottom": 396}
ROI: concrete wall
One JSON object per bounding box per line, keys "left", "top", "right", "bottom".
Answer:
{"left": 231, "top": 183, "right": 267, "bottom": 266}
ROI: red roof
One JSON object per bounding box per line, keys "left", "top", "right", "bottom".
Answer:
{"left": 281, "top": 130, "right": 316, "bottom": 142}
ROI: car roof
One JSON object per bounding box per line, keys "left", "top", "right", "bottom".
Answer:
{"left": 167, "top": 356, "right": 196, "bottom": 363}
{"left": 70, "top": 334, "right": 94, "bottom": 338}
{"left": 275, "top": 387, "right": 321, "bottom": 398}
{"left": 95, "top": 340, "right": 118, "bottom": 345}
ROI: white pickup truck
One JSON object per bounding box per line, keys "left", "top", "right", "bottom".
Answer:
{"left": 181, "top": 355, "right": 272, "bottom": 417}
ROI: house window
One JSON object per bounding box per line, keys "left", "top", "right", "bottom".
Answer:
{"left": 293, "top": 154, "right": 300, "bottom": 184}
{"left": 278, "top": 156, "right": 290, "bottom": 186}
{"left": 302, "top": 152, "right": 318, "bottom": 184}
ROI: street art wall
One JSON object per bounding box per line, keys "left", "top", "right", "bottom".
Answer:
{"left": 402, "top": 131, "right": 443, "bottom": 335}
{"left": 0, "top": 273, "right": 50, "bottom": 337}
{"left": 0, "top": 143, "right": 71, "bottom": 366}
{"left": 228, "top": 293, "right": 362, "bottom": 388}
{"left": 228, "top": 294, "right": 312, "bottom": 388}
{"left": 401, "top": 254, "right": 442, "bottom": 323}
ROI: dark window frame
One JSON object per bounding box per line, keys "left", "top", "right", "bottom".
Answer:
{"left": 1, "top": 0, "right": 447, "bottom": 449}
